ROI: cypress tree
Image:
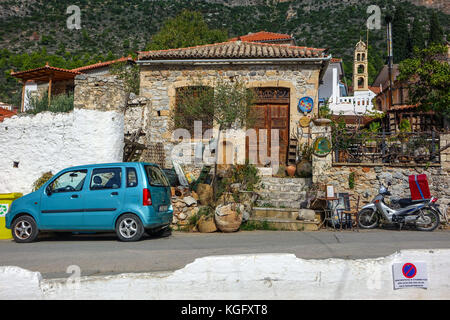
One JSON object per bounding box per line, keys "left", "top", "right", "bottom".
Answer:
{"left": 392, "top": 6, "right": 410, "bottom": 63}
{"left": 428, "top": 12, "right": 444, "bottom": 45}
{"left": 410, "top": 18, "right": 425, "bottom": 51}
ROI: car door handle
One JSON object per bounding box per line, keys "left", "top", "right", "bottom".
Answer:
{"left": 71, "top": 194, "right": 79, "bottom": 199}
{"left": 111, "top": 192, "right": 119, "bottom": 196}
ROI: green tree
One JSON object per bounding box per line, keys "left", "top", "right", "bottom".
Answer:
{"left": 174, "top": 78, "right": 256, "bottom": 196}
{"left": 428, "top": 12, "right": 444, "bottom": 46}
{"left": 410, "top": 18, "right": 425, "bottom": 51}
{"left": 392, "top": 6, "right": 410, "bottom": 63}
{"left": 398, "top": 44, "right": 450, "bottom": 127}
{"left": 146, "top": 10, "right": 228, "bottom": 50}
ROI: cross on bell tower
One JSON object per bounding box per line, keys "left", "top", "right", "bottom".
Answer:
{"left": 353, "top": 40, "right": 368, "bottom": 92}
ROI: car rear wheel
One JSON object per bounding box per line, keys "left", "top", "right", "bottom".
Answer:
{"left": 12, "top": 215, "right": 39, "bottom": 243}
{"left": 116, "top": 214, "right": 144, "bottom": 242}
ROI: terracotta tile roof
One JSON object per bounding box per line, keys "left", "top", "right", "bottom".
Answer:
{"left": 369, "top": 86, "right": 381, "bottom": 94}
{"left": 138, "top": 40, "right": 327, "bottom": 60}
{"left": 389, "top": 104, "right": 418, "bottom": 111}
{"left": 71, "top": 56, "right": 135, "bottom": 72}
{"left": 331, "top": 58, "right": 342, "bottom": 63}
{"left": 229, "top": 31, "right": 293, "bottom": 42}
{"left": 0, "top": 107, "right": 17, "bottom": 122}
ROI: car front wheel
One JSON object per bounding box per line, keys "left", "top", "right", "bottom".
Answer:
{"left": 12, "top": 215, "right": 39, "bottom": 243}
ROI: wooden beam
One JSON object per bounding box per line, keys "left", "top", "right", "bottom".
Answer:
{"left": 21, "top": 81, "right": 26, "bottom": 112}
{"left": 48, "top": 75, "right": 53, "bottom": 106}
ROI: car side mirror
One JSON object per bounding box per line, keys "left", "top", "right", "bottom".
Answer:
{"left": 46, "top": 185, "right": 52, "bottom": 196}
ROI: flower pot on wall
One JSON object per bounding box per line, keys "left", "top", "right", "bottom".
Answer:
{"left": 286, "top": 165, "right": 296, "bottom": 177}
{"left": 313, "top": 118, "right": 332, "bottom": 126}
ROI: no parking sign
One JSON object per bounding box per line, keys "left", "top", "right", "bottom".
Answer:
{"left": 393, "top": 262, "right": 428, "bottom": 289}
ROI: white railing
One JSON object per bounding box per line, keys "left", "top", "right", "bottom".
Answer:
{"left": 328, "top": 96, "right": 376, "bottom": 116}
{"left": 337, "top": 96, "right": 373, "bottom": 107}
{"left": 0, "top": 104, "right": 13, "bottom": 111}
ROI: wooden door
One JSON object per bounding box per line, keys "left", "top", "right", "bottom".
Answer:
{"left": 269, "top": 104, "right": 289, "bottom": 165}
{"left": 246, "top": 104, "right": 289, "bottom": 166}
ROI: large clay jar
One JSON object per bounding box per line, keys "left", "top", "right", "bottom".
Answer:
{"left": 196, "top": 184, "right": 213, "bottom": 206}
{"left": 197, "top": 215, "right": 217, "bottom": 233}
{"left": 286, "top": 165, "right": 296, "bottom": 177}
{"left": 215, "top": 203, "right": 243, "bottom": 233}
{"left": 296, "top": 160, "right": 312, "bottom": 178}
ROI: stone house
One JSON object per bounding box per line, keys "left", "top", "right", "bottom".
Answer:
{"left": 136, "top": 36, "right": 331, "bottom": 171}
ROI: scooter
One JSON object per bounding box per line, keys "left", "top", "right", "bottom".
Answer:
{"left": 357, "top": 178, "right": 440, "bottom": 231}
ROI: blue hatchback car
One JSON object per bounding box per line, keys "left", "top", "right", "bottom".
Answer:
{"left": 5, "top": 162, "right": 173, "bottom": 243}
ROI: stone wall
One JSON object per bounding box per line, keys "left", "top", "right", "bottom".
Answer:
{"left": 312, "top": 130, "right": 450, "bottom": 209}
{"left": 139, "top": 63, "right": 322, "bottom": 169}
{"left": 74, "top": 74, "right": 127, "bottom": 112}
{"left": 0, "top": 75, "right": 126, "bottom": 194}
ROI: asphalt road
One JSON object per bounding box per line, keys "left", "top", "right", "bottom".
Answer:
{"left": 1, "top": 229, "right": 449, "bottom": 279}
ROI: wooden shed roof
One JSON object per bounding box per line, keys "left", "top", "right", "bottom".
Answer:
{"left": 11, "top": 64, "right": 80, "bottom": 82}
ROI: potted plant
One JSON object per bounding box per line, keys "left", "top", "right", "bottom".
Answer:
{"left": 313, "top": 100, "right": 332, "bottom": 126}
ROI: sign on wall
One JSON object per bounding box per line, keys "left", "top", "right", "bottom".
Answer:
{"left": 392, "top": 262, "right": 428, "bottom": 289}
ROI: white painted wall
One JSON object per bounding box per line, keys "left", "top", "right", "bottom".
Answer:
{"left": 0, "top": 109, "right": 124, "bottom": 194}
{"left": 319, "top": 62, "right": 344, "bottom": 102}
{"left": 23, "top": 82, "right": 38, "bottom": 111}
{"left": 0, "top": 250, "right": 448, "bottom": 300}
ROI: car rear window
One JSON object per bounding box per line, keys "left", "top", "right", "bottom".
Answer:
{"left": 145, "top": 165, "right": 170, "bottom": 187}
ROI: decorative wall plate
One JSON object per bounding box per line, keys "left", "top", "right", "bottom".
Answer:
{"left": 299, "top": 116, "right": 311, "bottom": 127}
{"left": 298, "top": 96, "right": 314, "bottom": 113}
{"left": 312, "top": 137, "right": 332, "bottom": 157}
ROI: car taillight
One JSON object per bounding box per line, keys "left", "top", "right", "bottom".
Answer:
{"left": 143, "top": 188, "right": 152, "bottom": 206}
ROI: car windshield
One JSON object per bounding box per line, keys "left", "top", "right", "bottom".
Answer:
{"left": 145, "top": 165, "right": 170, "bottom": 187}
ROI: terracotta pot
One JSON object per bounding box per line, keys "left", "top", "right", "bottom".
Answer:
{"left": 286, "top": 165, "right": 296, "bottom": 177}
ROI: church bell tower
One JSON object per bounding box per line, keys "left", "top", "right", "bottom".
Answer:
{"left": 353, "top": 40, "right": 369, "bottom": 92}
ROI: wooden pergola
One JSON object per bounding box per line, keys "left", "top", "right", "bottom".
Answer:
{"left": 11, "top": 63, "right": 80, "bottom": 112}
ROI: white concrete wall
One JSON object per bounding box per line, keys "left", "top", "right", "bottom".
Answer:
{"left": 0, "top": 109, "right": 124, "bottom": 194}
{"left": 0, "top": 250, "right": 448, "bottom": 300}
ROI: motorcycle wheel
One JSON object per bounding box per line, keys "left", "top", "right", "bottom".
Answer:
{"left": 358, "top": 209, "right": 379, "bottom": 229}
{"left": 415, "top": 207, "right": 440, "bottom": 232}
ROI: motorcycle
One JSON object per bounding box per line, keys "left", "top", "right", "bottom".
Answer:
{"left": 357, "top": 178, "right": 441, "bottom": 231}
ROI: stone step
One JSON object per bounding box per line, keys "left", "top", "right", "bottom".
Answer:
{"left": 252, "top": 207, "right": 299, "bottom": 220}
{"left": 248, "top": 217, "right": 320, "bottom": 231}
{"left": 260, "top": 184, "right": 308, "bottom": 193}
{"left": 257, "top": 190, "right": 307, "bottom": 201}
{"left": 252, "top": 207, "right": 322, "bottom": 221}
{"left": 255, "top": 199, "right": 302, "bottom": 209}
{"left": 260, "top": 177, "right": 312, "bottom": 186}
